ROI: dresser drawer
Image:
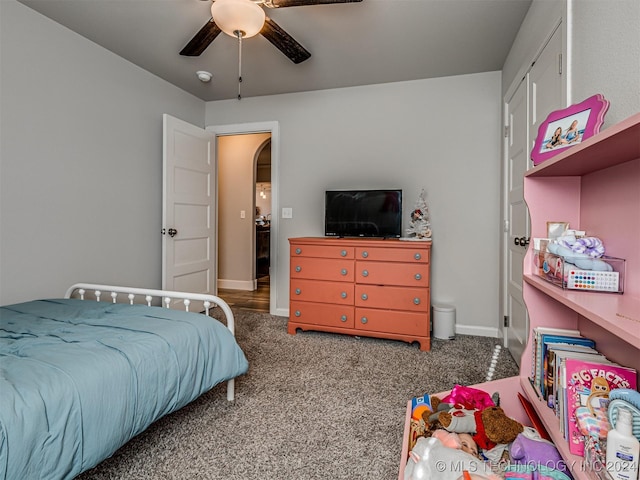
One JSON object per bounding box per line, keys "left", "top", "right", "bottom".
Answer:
{"left": 290, "top": 257, "right": 354, "bottom": 282}
{"left": 355, "top": 246, "right": 429, "bottom": 263}
{"left": 356, "top": 261, "right": 429, "bottom": 287}
{"left": 290, "top": 301, "right": 354, "bottom": 328}
{"left": 355, "top": 307, "right": 429, "bottom": 336}
{"left": 355, "top": 284, "right": 429, "bottom": 312}
{"left": 291, "top": 279, "right": 354, "bottom": 305}
{"left": 290, "top": 244, "right": 354, "bottom": 259}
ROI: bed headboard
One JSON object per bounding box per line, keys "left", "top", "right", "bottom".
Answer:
{"left": 65, "top": 283, "right": 235, "bottom": 335}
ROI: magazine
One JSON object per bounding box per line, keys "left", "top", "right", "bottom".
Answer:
{"left": 564, "top": 358, "right": 637, "bottom": 456}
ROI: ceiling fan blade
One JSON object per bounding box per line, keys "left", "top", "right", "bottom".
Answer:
{"left": 260, "top": 16, "right": 311, "bottom": 64}
{"left": 267, "top": 0, "right": 362, "bottom": 7}
{"left": 180, "top": 19, "right": 222, "bottom": 56}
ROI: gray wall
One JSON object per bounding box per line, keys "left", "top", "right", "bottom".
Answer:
{"left": 0, "top": 0, "right": 204, "bottom": 304}
{"left": 3, "top": 0, "right": 636, "bottom": 337}
{"left": 206, "top": 73, "right": 504, "bottom": 336}
{"left": 571, "top": 0, "right": 640, "bottom": 125}
{"left": 503, "top": 0, "right": 640, "bottom": 123}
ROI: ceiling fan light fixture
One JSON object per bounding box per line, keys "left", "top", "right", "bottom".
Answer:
{"left": 211, "top": 0, "right": 266, "bottom": 38}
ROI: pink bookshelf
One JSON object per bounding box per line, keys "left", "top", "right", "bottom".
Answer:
{"left": 398, "top": 113, "right": 640, "bottom": 480}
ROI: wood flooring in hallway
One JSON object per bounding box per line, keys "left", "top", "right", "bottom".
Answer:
{"left": 218, "top": 276, "right": 270, "bottom": 313}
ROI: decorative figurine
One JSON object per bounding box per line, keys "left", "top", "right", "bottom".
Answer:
{"left": 406, "top": 189, "right": 432, "bottom": 240}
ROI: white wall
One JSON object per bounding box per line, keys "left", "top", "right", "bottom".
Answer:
{"left": 0, "top": 0, "right": 205, "bottom": 304}
{"left": 206, "top": 73, "right": 503, "bottom": 336}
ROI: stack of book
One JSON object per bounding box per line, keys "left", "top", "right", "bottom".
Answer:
{"left": 530, "top": 326, "right": 637, "bottom": 456}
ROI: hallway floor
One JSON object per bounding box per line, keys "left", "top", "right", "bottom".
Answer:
{"left": 218, "top": 276, "right": 270, "bottom": 313}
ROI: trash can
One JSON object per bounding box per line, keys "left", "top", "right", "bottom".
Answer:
{"left": 432, "top": 304, "right": 456, "bottom": 340}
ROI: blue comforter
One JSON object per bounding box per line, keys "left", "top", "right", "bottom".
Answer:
{"left": 0, "top": 299, "right": 248, "bottom": 480}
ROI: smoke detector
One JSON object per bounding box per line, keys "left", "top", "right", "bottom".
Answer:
{"left": 196, "top": 71, "right": 212, "bottom": 82}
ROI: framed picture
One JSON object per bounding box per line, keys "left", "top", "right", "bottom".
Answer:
{"left": 547, "top": 221, "right": 569, "bottom": 240}
{"left": 531, "top": 94, "right": 609, "bottom": 166}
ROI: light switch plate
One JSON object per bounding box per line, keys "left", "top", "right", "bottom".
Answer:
{"left": 282, "top": 207, "right": 293, "bottom": 219}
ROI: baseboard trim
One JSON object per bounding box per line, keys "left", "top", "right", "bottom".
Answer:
{"left": 274, "top": 307, "right": 289, "bottom": 317}
{"left": 454, "top": 324, "right": 500, "bottom": 338}
{"left": 218, "top": 279, "right": 255, "bottom": 291}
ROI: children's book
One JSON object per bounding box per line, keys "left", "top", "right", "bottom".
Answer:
{"left": 544, "top": 344, "right": 600, "bottom": 408}
{"left": 551, "top": 350, "right": 608, "bottom": 426}
{"left": 531, "top": 327, "right": 581, "bottom": 392}
{"left": 564, "top": 358, "right": 637, "bottom": 456}
{"left": 538, "top": 334, "right": 595, "bottom": 397}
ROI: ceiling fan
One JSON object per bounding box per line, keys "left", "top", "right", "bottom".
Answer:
{"left": 180, "top": 0, "right": 363, "bottom": 64}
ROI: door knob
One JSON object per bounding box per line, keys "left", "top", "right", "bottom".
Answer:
{"left": 514, "top": 236, "right": 529, "bottom": 246}
{"left": 168, "top": 228, "right": 178, "bottom": 238}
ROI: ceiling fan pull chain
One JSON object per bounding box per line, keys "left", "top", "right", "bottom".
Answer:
{"left": 236, "top": 30, "right": 243, "bottom": 100}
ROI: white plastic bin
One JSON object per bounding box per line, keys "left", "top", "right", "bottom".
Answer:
{"left": 432, "top": 304, "right": 455, "bottom": 340}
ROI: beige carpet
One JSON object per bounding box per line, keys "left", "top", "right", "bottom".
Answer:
{"left": 77, "top": 310, "right": 519, "bottom": 480}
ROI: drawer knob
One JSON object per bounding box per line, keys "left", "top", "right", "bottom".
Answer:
{"left": 341, "top": 268, "right": 348, "bottom": 276}
{"left": 295, "top": 288, "right": 301, "bottom": 295}
{"left": 295, "top": 266, "right": 302, "bottom": 272}
{"left": 341, "top": 250, "right": 347, "bottom": 257}
{"left": 414, "top": 252, "right": 422, "bottom": 260}
{"left": 341, "top": 292, "right": 348, "bottom": 299}
{"left": 415, "top": 273, "right": 422, "bottom": 280}
{"left": 341, "top": 315, "right": 347, "bottom": 322}
{"left": 361, "top": 293, "right": 368, "bottom": 301}
{"left": 295, "top": 248, "right": 302, "bottom": 255}
{"left": 362, "top": 270, "right": 369, "bottom": 277}
{"left": 413, "top": 297, "right": 421, "bottom": 305}
{"left": 361, "top": 316, "right": 368, "bottom": 324}
{"left": 294, "top": 310, "right": 301, "bottom": 317}
{"left": 361, "top": 251, "right": 368, "bottom": 258}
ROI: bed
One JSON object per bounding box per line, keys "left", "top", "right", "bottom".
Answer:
{"left": 0, "top": 283, "right": 249, "bottom": 480}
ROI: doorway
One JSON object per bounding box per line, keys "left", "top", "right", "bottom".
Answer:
{"left": 208, "top": 121, "right": 279, "bottom": 315}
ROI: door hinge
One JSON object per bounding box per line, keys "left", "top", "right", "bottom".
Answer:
{"left": 558, "top": 53, "right": 563, "bottom": 75}
{"left": 504, "top": 125, "right": 509, "bottom": 138}
{"left": 504, "top": 315, "right": 509, "bottom": 327}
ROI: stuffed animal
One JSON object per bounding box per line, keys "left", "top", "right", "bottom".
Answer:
{"left": 509, "top": 433, "right": 569, "bottom": 476}
{"left": 404, "top": 436, "right": 500, "bottom": 480}
{"left": 438, "top": 406, "right": 524, "bottom": 450}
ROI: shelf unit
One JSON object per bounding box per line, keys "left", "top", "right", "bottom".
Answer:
{"left": 398, "top": 112, "right": 640, "bottom": 480}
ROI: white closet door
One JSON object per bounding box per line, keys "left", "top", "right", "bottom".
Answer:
{"left": 162, "top": 114, "right": 217, "bottom": 302}
{"left": 505, "top": 78, "right": 530, "bottom": 366}
{"left": 504, "top": 25, "right": 563, "bottom": 365}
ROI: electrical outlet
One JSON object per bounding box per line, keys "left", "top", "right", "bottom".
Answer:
{"left": 282, "top": 207, "right": 293, "bottom": 219}
{"left": 240, "top": 210, "right": 246, "bottom": 219}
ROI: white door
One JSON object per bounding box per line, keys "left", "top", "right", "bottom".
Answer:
{"left": 529, "top": 26, "right": 564, "bottom": 157}
{"left": 162, "top": 114, "right": 217, "bottom": 300}
{"left": 505, "top": 78, "right": 530, "bottom": 366}
{"left": 504, "top": 25, "right": 563, "bottom": 365}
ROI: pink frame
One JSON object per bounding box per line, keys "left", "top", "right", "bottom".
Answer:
{"left": 531, "top": 94, "right": 609, "bottom": 166}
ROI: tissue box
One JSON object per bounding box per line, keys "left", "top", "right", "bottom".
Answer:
{"left": 533, "top": 250, "right": 625, "bottom": 293}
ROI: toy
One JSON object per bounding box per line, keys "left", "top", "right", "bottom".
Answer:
{"left": 441, "top": 385, "right": 496, "bottom": 411}
{"left": 556, "top": 233, "right": 605, "bottom": 258}
{"left": 438, "top": 406, "right": 524, "bottom": 450}
{"left": 509, "top": 433, "right": 568, "bottom": 476}
{"left": 546, "top": 243, "right": 613, "bottom": 271}
{"left": 404, "top": 436, "right": 500, "bottom": 480}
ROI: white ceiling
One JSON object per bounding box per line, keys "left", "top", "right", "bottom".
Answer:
{"left": 17, "top": 0, "right": 533, "bottom": 102}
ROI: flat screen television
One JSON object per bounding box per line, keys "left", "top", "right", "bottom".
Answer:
{"left": 324, "top": 189, "right": 402, "bottom": 238}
